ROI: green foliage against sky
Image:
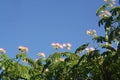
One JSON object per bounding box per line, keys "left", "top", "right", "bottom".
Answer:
{"left": 0, "top": 0, "right": 120, "bottom": 80}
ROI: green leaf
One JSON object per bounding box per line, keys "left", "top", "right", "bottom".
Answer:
{"left": 16, "top": 53, "right": 27, "bottom": 60}
{"left": 96, "top": 4, "right": 110, "bottom": 16}
{"left": 93, "top": 36, "right": 106, "bottom": 43}
{"left": 100, "top": 44, "right": 116, "bottom": 52}
{"left": 63, "top": 52, "right": 79, "bottom": 61}
{"left": 26, "top": 58, "right": 36, "bottom": 67}
{"left": 75, "top": 43, "right": 89, "bottom": 55}
{"left": 87, "top": 50, "right": 100, "bottom": 61}
{"left": 110, "top": 6, "right": 120, "bottom": 16}
{"left": 98, "top": 16, "right": 112, "bottom": 27}
{"left": 117, "top": 42, "right": 120, "bottom": 52}
{"left": 47, "top": 52, "right": 64, "bottom": 62}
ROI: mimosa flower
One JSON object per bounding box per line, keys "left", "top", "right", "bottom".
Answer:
{"left": 104, "top": 10, "right": 111, "bottom": 16}
{"left": 51, "top": 42, "right": 63, "bottom": 49}
{"left": 59, "top": 58, "right": 64, "bottom": 61}
{"left": 45, "top": 68, "right": 49, "bottom": 72}
{"left": 93, "top": 29, "right": 96, "bottom": 33}
{"left": 51, "top": 42, "right": 72, "bottom": 50}
{"left": 86, "top": 30, "right": 92, "bottom": 35}
{"left": 18, "top": 46, "right": 29, "bottom": 53}
{"left": 86, "top": 29, "right": 97, "bottom": 38}
{"left": 63, "top": 44, "right": 67, "bottom": 47}
{"left": 85, "top": 47, "right": 95, "bottom": 52}
{"left": 90, "top": 47, "right": 95, "bottom": 51}
{"left": 65, "top": 43, "right": 72, "bottom": 50}
{"left": 37, "top": 52, "right": 46, "bottom": 58}
{"left": 59, "top": 44, "right": 64, "bottom": 49}
{"left": 51, "top": 43, "right": 59, "bottom": 49}
{"left": 66, "top": 43, "right": 71, "bottom": 47}
{"left": 99, "top": 10, "right": 111, "bottom": 19}
{"left": 85, "top": 48, "right": 89, "bottom": 51}
{"left": 0, "top": 48, "right": 6, "bottom": 54}
{"left": 104, "top": 0, "right": 116, "bottom": 4}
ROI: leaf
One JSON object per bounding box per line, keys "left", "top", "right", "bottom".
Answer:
{"left": 26, "top": 58, "right": 36, "bottom": 67}
{"left": 63, "top": 52, "right": 80, "bottom": 61}
{"left": 98, "top": 16, "right": 112, "bottom": 27}
{"left": 101, "top": 51, "right": 111, "bottom": 57}
{"left": 75, "top": 43, "right": 89, "bottom": 55}
{"left": 77, "top": 54, "right": 88, "bottom": 65}
{"left": 110, "top": 6, "right": 120, "bottom": 16}
{"left": 93, "top": 36, "right": 106, "bottom": 43}
{"left": 47, "top": 52, "right": 64, "bottom": 62}
{"left": 96, "top": 4, "right": 110, "bottom": 16}
{"left": 16, "top": 53, "right": 27, "bottom": 60}
{"left": 117, "top": 42, "right": 120, "bottom": 52}
{"left": 100, "top": 44, "right": 116, "bottom": 52}
{"left": 87, "top": 50, "right": 100, "bottom": 61}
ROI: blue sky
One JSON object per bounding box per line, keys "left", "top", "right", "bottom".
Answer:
{"left": 0, "top": 0, "right": 105, "bottom": 59}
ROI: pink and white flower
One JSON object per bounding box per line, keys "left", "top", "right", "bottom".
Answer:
{"left": 51, "top": 42, "right": 72, "bottom": 50}
{"left": 18, "top": 46, "right": 29, "bottom": 53}
{"left": 85, "top": 47, "right": 95, "bottom": 52}
{"left": 37, "top": 52, "right": 46, "bottom": 58}
{"left": 0, "top": 48, "right": 6, "bottom": 54}
{"left": 66, "top": 43, "right": 72, "bottom": 50}
{"left": 51, "top": 42, "right": 64, "bottom": 49}
{"left": 59, "top": 58, "right": 65, "bottom": 61}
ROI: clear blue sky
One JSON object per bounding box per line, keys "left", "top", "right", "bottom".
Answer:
{"left": 0, "top": 0, "right": 104, "bottom": 59}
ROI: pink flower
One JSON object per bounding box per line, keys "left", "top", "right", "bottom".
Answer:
{"left": 63, "top": 44, "right": 67, "bottom": 47}
{"left": 99, "top": 10, "right": 111, "bottom": 19}
{"left": 59, "top": 58, "right": 64, "bottom": 61}
{"left": 86, "top": 30, "right": 92, "bottom": 35}
{"left": 18, "top": 46, "right": 29, "bottom": 53}
{"left": 51, "top": 43, "right": 59, "bottom": 49}
{"left": 90, "top": 47, "right": 95, "bottom": 51}
{"left": 0, "top": 48, "right": 6, "bottom": 54}
{"left": 59, "top": 44, "right": 64, "bottom": 49}
{"left": 37, "top": 52, "right": 46, "bottom": 58}
{"left": 104, "top": 10, "right": 111, "bottom": 16}
{"left": 85, "top": 47, "right": 95, "bottom": 52}
{"left": 45, "top": 68, "right": 49, "bottom": 72}
{"left": 93, "top": 29, "right": 96, "bottom": 33}
{"left": 67, "top": 43, "right": 71, "bottom": 47}
{"left": 66, "top": 43, "right": 71, "bottom": 50}
{"left": 51, "top": 42, "right": 63, "bottom": 49}
{"left": 86, "top": 29, "right": 97, "bottom": 38}
{"left": 85, "top": 48, "right": 90, "bottom": 51}
{"left": 51, "top": 42, "right": 72, "bottom": 50}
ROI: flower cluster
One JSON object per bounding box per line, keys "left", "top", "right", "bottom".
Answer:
{"left": 59, "top": 58, "right": 64, "bottom": 61}
{"left": 18, "top": 46, "right": 29, "bottom": 53}
{"left": 55, "top": 58, "right": 65, "bottom": 62}
{"left": 85, "top": 47, "right": 95, "bottom": 52}
{"left": 37, "top": 52, "right": 46, "bottom": 58}
{"left": 45, "top": 68, "right": 49, "bottom": 72}
{"left": 86, "top": 29, "right": 97, "bottom": 37}
{"left": 63, "top": 43, "right": 71, "bottom": 50}
{"left": 51, "top": 42, "right": 71, "bottom": 50}
{"left": 99, "top": 10, "right": 111, "bottom": 18}
{"left": 104, "top": 0, "right": 116, "bottom": 7}
{"left": 98, "top": 0, "right": 116, "bottom": 19}
{"left": 0, "top": 48, "right": 6, "bottom": 54}
{"left": 51, "top": 43, "right": 63, "bottom": 49}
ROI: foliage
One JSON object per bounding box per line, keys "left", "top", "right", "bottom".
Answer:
{"left": 0, "top": 0, "right": 120, "bottom": 80}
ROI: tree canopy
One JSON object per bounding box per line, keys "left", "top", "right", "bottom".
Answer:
{"left": 0, "top": 0, "right": 120, "bottom": 80}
